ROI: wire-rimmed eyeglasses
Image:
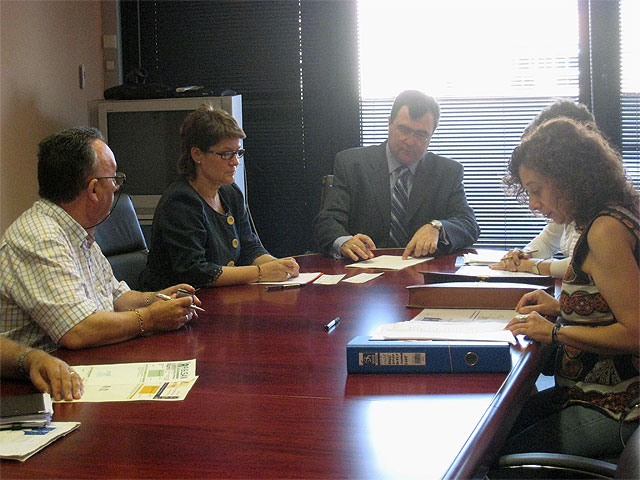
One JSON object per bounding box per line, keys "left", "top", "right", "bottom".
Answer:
{"left": 394, "top": 124, "right": 432, "bottom": 143}
{"left": 94, "top": 172, "right": 127, "bottom": 187}
{"left": 206, "top": 149, "right": 246, "bottom": 161}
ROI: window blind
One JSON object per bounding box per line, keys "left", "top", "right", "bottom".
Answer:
{"left": 621, "top": 0, "right": 640, "bottom": 190}
{"left": 358, "top": 0, "right": 580, "bottom": 249}
{"left": 120, "top": 1, "right": 306, "bottom": 257}
{"left": 361, "top": 97, "right": 575, "bottom": 249}
{"left": 120, "top": 0, "right": 361, "bottom": 256}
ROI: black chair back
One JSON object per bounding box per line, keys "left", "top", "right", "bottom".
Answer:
{"left": 95, "top": 194, "right": 148, "bottom": 290}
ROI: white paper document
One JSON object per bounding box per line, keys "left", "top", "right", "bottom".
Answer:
{"left": 342, "top": 272, "right": 384, "bottom": 284}
{"left": 313, "top": 274, "right": 346, "bottom": 285}
{"left": 371, "top": 308, "right": 517, "bottom": 344}
{"left": 255, "top": 272, "right": 323, "bottom": 285}
{"left": 56, "top": 359, "right": 198, "bottom": 403}
{"left": 463, "top": 249, "right": 509, "bottom": 265}
{"left": 456, "top": 265, "right": 547, "bottom": 278}
{"left": 412, "top": 308, "right": 517, "bottom": 323}
{"left": 0, "top": 422, "right": 80, "bottom": 461}
{"left": 345, "top": 255, "right": 432, "bottom": 270}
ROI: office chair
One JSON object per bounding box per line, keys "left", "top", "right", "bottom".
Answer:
{"left": 487, "top": 426, "right": 639, "bottom": 479}
{"left": 94, "top": 193, "right": 148, "bottom": 290}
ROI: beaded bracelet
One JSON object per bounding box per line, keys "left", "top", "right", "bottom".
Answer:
{"left": 17, "top": 347, "right": 34, "bottom": 378}
{"left": 146, "top": 292, "right": 155, "bottom": 307}
{"left": 130, "top": 308, "right": 145, "bottom": 334}
{"left": 257, "top": 264, "right": 262, "bottom": 282}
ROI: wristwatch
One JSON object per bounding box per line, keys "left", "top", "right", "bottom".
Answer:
{"left": 532, "top": 258, "right": 545, "bottom": 275}
{"left": 429, "top": 220, "right": 442, "bottom": 230}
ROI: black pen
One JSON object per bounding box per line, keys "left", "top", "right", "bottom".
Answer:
{"left": 324, "top": 317, "right": 341, "bottom": 331}
{"left": 265, "top": 283, "right": 305, "bottom": 291}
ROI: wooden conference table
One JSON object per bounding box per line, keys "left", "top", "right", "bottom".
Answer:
{"left": 1, "top": 250, "right": 545, "bottom": 479}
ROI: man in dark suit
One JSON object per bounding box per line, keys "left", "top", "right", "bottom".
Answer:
{"left": 313, "top": 90, "right": 479, "bottom": 261}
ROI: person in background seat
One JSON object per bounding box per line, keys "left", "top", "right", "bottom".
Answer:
{"left": 491, "top": 99, "right": 597, "bottom": 278}
{"left": 140, "top": 105, "right": 299, "bottom": 289}
{"left": 313, "top": 89, "right": 479, "bottom": 261}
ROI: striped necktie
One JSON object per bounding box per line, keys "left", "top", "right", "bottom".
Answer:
{"left": 390, "top": 166, "right": 410, "bottom": 247}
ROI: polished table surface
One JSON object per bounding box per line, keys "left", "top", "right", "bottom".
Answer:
{"left": 0, "top": 250, "right": 543, "bottom": 479}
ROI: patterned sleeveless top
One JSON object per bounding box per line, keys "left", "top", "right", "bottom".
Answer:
{"left": 556, "top": 205, "right": 640, "bottom": 420}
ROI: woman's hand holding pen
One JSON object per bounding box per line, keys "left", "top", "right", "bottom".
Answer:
{"left": 490, "top": 248, "right": 534, "bottom": 272}
{"left": 505, "top": 289, "right": 560, "bottom": 343}
{"left": 505, "top": 311, "right": 555, "bottom": 344}
{"left": 257, "top": 258, "right": 300, "bottom": 282}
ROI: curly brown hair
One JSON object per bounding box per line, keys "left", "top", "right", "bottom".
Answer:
{"left": 178, "top": 105, "right": 245, "bottom": 180}
{"left": 504, "top": 117, "right": 639, "bottom": 231}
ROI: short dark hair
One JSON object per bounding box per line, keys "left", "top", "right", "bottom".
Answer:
{"left": 38, "top": 127, "right": 103, "bottom": 203}
{"left": 389, "top": 90, "right": 440, "bottom": 130}
{"left": 178, "top": 105, "right": 246, "bottom": 180}
{"left": 522, "top": 98, "right": 595, "bottom": 138}
{"left": 505, "top": 117, "right": 639, "bottom": 231}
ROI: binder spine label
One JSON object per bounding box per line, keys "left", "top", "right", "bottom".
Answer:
{"left": 359, "top": 352, "right": 426, "bottom": 366}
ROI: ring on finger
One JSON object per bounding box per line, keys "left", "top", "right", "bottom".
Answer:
{"left": 515, "top": 314, "right": 528, "bottom": 322}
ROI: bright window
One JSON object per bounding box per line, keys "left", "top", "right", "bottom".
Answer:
{"left": 621, "top": 0, "right": 640, "bottom": 188}
{"left": 358, "top": 0, "right": 580, "bottom": 248}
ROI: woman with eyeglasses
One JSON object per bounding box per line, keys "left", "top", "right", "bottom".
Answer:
{"left": 140, "top": 105, "right": 299, "bottom": 290}
{"left": 499, "top": 117, "right": 639, "bottom": 461}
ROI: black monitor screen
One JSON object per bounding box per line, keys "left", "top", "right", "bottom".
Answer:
{"left": 106, "top": 110, "right": 189, "bottom": 195}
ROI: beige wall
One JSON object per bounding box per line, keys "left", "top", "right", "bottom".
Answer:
{"left": 0, "top": 0, "right": 105, "bottom": 234}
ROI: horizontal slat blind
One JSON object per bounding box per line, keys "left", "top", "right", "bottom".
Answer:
{"left": 361, "top": 97, "right": 579, "bottom": 249}
{"left": 620, "top": 0, "right": 640, "bottom": 190}
{"left": 357, "top": 0, "right": 583, "bottom": 250}
{"left": 120, "top": 1, "right": 307, "bottom": 256}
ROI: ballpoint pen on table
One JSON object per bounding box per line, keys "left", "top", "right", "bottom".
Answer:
{"left": 265, "top": 284, "right": 305, "bottom": 291}
{"left": 155, "top": 293, "right": 205, "bottom": 312}
{"left": 324, "top": 317, "right": 341, "bottom": 331}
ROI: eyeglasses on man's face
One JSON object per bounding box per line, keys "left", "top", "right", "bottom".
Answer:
{"left": 394, "top": 124, "right": 432, "bottom": 143}
{"left": 206, "top": 149, "right": 246, "bottom": 161}
{"left": 94, "top": 172, "right": 127, "bottom": 187}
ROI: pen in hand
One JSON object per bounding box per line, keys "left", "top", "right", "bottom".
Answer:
{"left": 502, "top": 249, "right": 538, "bottom": 261}
{"left": 324, "top": 317, "right": 340, "bottom": 331}
{"left": 155, "top": 293, "right": 205, "bottom": 312}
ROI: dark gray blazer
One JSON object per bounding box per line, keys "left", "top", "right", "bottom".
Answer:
{"left": 313, "top": 142, "right": 480, "bottom": 256}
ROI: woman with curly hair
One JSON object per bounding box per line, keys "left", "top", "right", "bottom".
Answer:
{"left": 500, "top": 117, "right": 639, "bottom": 460}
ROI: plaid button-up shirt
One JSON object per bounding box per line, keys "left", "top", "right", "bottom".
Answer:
{"left": 0, "top": 200, "right": 129, "bottom": 351}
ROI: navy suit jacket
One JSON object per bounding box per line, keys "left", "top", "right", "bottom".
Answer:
{"left": 313, "top": 142, "right": 480, "bottom": 256}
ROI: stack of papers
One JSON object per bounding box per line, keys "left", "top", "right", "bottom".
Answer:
{"left": 370, "top": 308, "right": 517, "bottom": 344}
{"left": 346, "top": 255, "right": 432, "bottom": 270}
{"left": 462, "top": 249, "right": 508, "bottom": 265}
{"left": 0, "top": 422, "right": 80, "bottom": 462}
{"left": 0, "top": 393, "right": 53, "bottom": 429}
{"left": 456, "top": 265, "right": 548, "bottom": 278}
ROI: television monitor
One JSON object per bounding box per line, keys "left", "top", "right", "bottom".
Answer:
{"left": 89, "top": 95, "right": 244, "bottom": 228}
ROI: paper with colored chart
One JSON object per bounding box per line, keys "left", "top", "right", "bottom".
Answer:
{"left": 54, "top": 360, "right": 198, "bottom": 403}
